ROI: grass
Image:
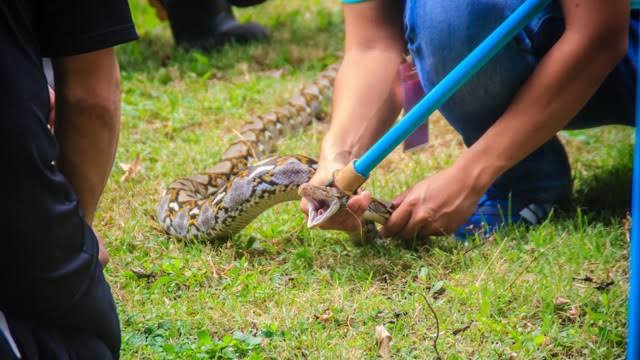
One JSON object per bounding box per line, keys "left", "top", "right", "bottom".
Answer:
{"left": 101, "top": 1, "right": 635, "bottom": 358}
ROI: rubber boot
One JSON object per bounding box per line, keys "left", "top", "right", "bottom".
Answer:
{"left": 164, "top": 0, "right": 268, "bottom": 50}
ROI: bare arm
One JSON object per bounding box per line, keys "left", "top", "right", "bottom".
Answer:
{"left": 53, "top": 48, "right": 121, "bottom": 225}
{"left": 300, "top": 0, "right": 405, "bottom": 232}
{"left": 460, "top": 0, "right": 629, "bottom": 190}
{"left": 53, "top": 48, "right": 121, "bottom": 265}
{"left": 384, "top": 0, "right": 630, "bottom": 238}
{"left": 316, "top": 0, "right": 405, "bottom": 178}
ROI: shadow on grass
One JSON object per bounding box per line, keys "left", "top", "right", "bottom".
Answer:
{"left": 118, "top": 6, "right": 343, "bottom": 76}
{"left": 559, "top": 150, "right": 632, "bottom": 225}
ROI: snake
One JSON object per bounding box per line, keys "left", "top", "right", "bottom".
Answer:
{"left": 157, "top": 63, "right": 393, "bottom": 241}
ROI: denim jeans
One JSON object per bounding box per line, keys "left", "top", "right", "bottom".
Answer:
{"left": 404, "top": 0, "right": 638, "bottom": 204}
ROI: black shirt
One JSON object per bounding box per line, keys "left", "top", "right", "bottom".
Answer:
{"left": 0, "top": 0, "right": 138, "bottom": 59}
{"left": 0, "top": 1, "right": 137, "bottom": 357}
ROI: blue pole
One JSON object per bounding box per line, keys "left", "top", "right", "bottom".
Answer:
{"left": 353, "top": 0, "right": 552, "bottom": 177}
{"left": 630, "top": 107, "right": 640, "bottom": 358}
{"left": 629, "top": 2, "right": 640, "bottom": 357}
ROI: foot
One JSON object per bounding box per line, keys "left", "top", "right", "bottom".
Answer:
{"left": 454, "top": 186, "right": 552, "bottom": 240}
{"left": 210, "top": 10, "right": 268, "bottom": 46}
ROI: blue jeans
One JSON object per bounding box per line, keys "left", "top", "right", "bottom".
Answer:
{"left": 404, "top": 0, "right": 638, "bottom": 204}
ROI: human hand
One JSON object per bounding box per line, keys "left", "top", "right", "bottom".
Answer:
{"left": 381, "top": 164, "right": 487, "bottom": 240}
{"left": 96, "top": 233, "right": 110, "bottom": 268}
{"left": 299, "top": 160, "right": 372, "bottom": 233}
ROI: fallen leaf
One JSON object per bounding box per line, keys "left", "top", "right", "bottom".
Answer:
{"left": 567, "top": 305, "right": 581, "bottom": 321}
{"left": 237, "top": 63, "right": 251, "bottom": 82}
{"left": 428, "top": 280, "right": 446, "bottom": 299}
{"left": 131, "top": 267, "right": 155, "bottom": 279}
{"left": 315, "top": 309, "right": 333, "bottom": 324}
{"left": 624, "top": 213, "right": 631, "bottom": 243}
{"left": 554, "top": 297, "right": 571, "bottom": 307}
{"left": 263, "top": 69, "right": 285, "bottom": 78}
{"left": 375, "top": 325, "right": 392, "bottom": 359}
{"left": 119, "top": 155, "right": 142, "bottom": 182}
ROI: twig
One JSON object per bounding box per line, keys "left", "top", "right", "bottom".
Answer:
{"left": 231, "top": 128, "right": 258, "bottom": 160}
{"left": 475, "top": 237, "right": 507, "bottom": 286}
{"left": 503, "top": 242, "right": 557, "bottom": 293}
{"left": 463, "top": 240, "right": 487, "bottom": 255}
{"left": 419, "top": 291, "right": 441, "bottom": 360}
{"left": 451, "top": 321, "right": 474, "bottom": 336}
{"left": 573, "top": 275, "right": 615, "bottom": 291}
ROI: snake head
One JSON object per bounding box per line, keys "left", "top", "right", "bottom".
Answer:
{"left": 298, "top": 183, "right": 348, "bottom": 228}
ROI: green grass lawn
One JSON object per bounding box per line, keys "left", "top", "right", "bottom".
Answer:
{"left": 103, "top": 1, "right": 634, "bottom": 358}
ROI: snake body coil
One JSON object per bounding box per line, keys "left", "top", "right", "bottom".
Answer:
{"left": 157, "top": 65, "right": 341, "bottom": 239}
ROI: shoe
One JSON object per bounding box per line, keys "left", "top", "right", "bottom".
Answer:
{"left": 454, "top": 186, "right": 552, "bottom": 240}
{"left": 163, "top": 0, "right": 268, "bottom": 50}
{"left": 228, "top": 0, "right": 267, "bottom": 7}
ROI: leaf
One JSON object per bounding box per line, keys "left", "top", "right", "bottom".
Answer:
{"left": 624, "top": 213, "right": 631, "bottom": 243}
{"left": 315, "top": 309, "right": 333, "bottom": 324}
{"left": 375, "top": 325, "right": 392, "bottom": 359}
{"left": 119, "top": 155, "right": 142, "bottom": 182}
{"left": 554, "top": 296, "right": 570, "bottom": 307}
{"left": 162, "top": 343, "right": 176, "bottom": 354}
{"left": 197, "top": 329, "right": 213, "bottom": 347}
{"left": 232, "top": 331, "right": 263, "bottom": 348}
{"left": 263, "top": 69, "right": 285, "bottom": 79}
{"left": 418, "top": 267, "right": 429, "bottom": 282}
{"left": 533, "top": 334, "right": 546, "bottom": 346}
{"left": 131, "top": 267, "right": 155, "bottom": 280}
{"left": 429, "top": 280, "right": 446, "bottom": 298}
{"left": 566, "top": 305, "right": 581, "bottom": 322}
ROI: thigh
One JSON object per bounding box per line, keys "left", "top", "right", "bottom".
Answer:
{"left": 405, "top": 0, "right": 636, "bottom": 138}
{"left": 527, "top": 6, "right": 638, "bottom": 129}
{"left": 404, "top": 0, "right": 540, "bottom": 144}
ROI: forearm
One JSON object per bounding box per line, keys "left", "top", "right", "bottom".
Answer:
{"left": 321, "top": 49, "right": 403, "bottom": 166}
{"left": 458, "top": 30, "right": 627, "bottom": 190}
{"left": 53, "top": 49, "right": 121, "bottom": 224}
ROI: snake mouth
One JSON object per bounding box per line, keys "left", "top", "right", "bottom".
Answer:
{"left": 305, "top": 197, "right": 341, "bottom": 228}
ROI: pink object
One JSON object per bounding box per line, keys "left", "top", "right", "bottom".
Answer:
{"left": 400, "top": 61, "right": 428, "bottom": 152}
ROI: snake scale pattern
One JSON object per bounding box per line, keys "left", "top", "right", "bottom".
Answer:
{"left": 157, "top": 64, "right": 391, "bottom": 241}
{"left": 157, "top": 65, "right": 391, "bottom": 242}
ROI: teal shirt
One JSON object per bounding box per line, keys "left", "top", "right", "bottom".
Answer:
{"left": 342, "top": 0, "right": 369, "bottom": 3}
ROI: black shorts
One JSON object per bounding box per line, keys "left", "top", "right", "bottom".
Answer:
{"left": 0, "top": 0, "right": 137, "bottom": 359}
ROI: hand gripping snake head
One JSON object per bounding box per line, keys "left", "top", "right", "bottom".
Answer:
{"left": 298, "top": 183, "right": 349, "bottom": 228}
